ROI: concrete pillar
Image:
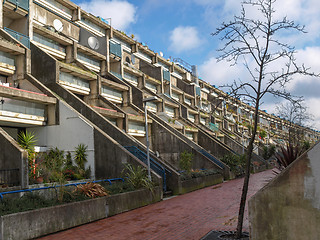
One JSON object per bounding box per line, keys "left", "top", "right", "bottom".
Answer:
{"left": 16, "top": 54, "right": 25, "bottom": 80}
{"left": 47, "top": 104, "right": 57, "bottom": 126}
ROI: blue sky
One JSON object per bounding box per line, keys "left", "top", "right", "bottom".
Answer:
{"left": 73, "top": 0, "right": 320, "bottom": 130}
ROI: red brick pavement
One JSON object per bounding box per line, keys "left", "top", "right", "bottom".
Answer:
{"left": 38, "top": 169, "right": 275, "bottom": 240}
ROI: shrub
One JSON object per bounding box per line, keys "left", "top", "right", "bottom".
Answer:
{"left": 262, "top": 145, "right": 276, "bottom": 160}
{"left": 179, "top": 151, "right": 193, "bottom": 173}
{"left": 275, "top": 144, "right": 301, "bottom": 169}
{"left": 122, "top": 164, "right": 154, "bottom": 191}
{"left": 222, "top": 154, "right": 246, "bottom": 177}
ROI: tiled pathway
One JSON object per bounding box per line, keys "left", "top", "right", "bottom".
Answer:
{"left": 39, "top": 169, "right": 275, "bottom": 240}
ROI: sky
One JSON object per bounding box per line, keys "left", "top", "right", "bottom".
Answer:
{"left": 73, "top": 0, "right": 320, "bottom": 130}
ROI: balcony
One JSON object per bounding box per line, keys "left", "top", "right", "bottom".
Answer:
{"left": 0, "top": 51, "right": 15, "bottom": 75}
{"left": 209, "top": 123, "right": 219, "bottom": 132}
{"left": 0, "top": 97, "right": 46, "bottom": 126}
{"left": 3, "top": 0, "right": 29, "bottom": 13}
{"left": 4, "top": 28, "right": 30, "bottom": 49}
{"left": 109, "top": 41, "right": 122, "bottom": 59}
{"left": 163, "top": 69, "right": 170, "bottom": 82}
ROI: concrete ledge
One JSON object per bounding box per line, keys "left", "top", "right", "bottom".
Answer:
{"left": 177, "top": 174, "right": 223, "bottom": 195}
{"left": 0, "top": 197, "right": 107, "bottom": 240}
{"left": 106, "top": 186, "right": 162, "bottom": 216}
{"left": 0, "top": 187, "right": 162, "bottom": 240}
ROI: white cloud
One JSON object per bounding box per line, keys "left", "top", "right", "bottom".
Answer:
{"left": 79, "top": 0, "right": 137, "bottom": 30}
{"left": 198, "top": 57, "right": 248, "bottom": 86}
{"left": 169, "top": 26, "right": 203, "bottom": 53}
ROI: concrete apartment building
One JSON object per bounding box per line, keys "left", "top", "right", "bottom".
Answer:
{"left": 0, "top": 0, "right": 319, "bottom": 193}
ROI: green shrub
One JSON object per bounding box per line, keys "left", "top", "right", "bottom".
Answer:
{"left": 222, "top": 154, "right": 246, "bottom": 177}
{"left": 262, "top": 145, "right": 276, "bottom": 160}
{"left": 179, "top": 151, "right": 193, "bottom": 173}
{"left": 122, "top": 164, "right": 154, "bottom": 191}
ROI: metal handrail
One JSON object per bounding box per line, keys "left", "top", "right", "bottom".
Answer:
{"left": 0, "top": 177, "right": 124, "bottom": 200}
{"left": 124, "top": 146, "right": 167, "bottom": 191}
{"left": 199, "top": 149, "right": 225, "bottom": 169}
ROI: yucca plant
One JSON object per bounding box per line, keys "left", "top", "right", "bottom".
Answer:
{"left": 75, "top": 144, "right": 88, "bottom": 170}
{"left": 17, "top": 130, "right": 37, "bottom": 151}
{"left": 122, "top": 164, "right": 154, "bottom": 191}
{"left": 275, "top": 144, "right": 302, "bottom": 169}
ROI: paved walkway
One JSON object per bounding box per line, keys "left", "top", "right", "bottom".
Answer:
{"left": 39, "top": 169, "right": 275, "bottom": 240}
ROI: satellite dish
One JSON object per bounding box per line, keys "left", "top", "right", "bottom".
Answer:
{"left": 53, "top": 19, "right": 63, "bottom": 32}
{"left": 131, "top": 54, "right": 135, "bottom": 65}
{"left": 88, "top": 36, "right": 100, "bottom": 50}
{"left": 159, "top": 51, "right": 164, "bottom": 57}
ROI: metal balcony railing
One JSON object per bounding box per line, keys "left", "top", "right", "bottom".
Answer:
{"left": 5, "top": 0, "right": 29, "bottom": 11}
{"left": 124, "top": 146, "right": 168, "bottom": 191}
{"left": 109, "top": 41, "right": 122, "bottom": 58}
{"left": 4, "top": 27, "right": 30, "bottom": 48}
{"left": 163, "top": 70, "right": 170, "bottom": 82}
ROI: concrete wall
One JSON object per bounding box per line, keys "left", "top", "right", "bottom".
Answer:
{"left": 0, "top": 128, "right": 28, "bottom": 187}
{"left": 30, "top": 101, "right": 95, "bottom": 177}
{"left": 139, "top": 61, "right": 161, "bottom": 80}
{"left": 249, "top": 141, "right": 320, "bottom": 240}
{"left": 151, "top": 120, "right": 218, "bottom": 170}
{"left": 198, "top": 130, "right": 235, "bottom": 160}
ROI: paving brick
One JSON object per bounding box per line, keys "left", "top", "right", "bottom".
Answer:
{"left": 38, "top": 169, "right": 274, "bottom": 240}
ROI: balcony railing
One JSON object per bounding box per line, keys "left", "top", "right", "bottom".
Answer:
{"left": 5, "top": 0, "right": 29, "bottom": 11}
{"left": 196, "top": 86, "right": 201, "bottom": 96}
{"left": 163, "top": 69, "right": 170, "bottom": 82}
{"left": 109, "top": 41, "right": 122, "bottom": 58}
{"left": 0, "top": 97, "right": 46, "bottom": 117}
{"left": 4, "top": 28, "right": 30, "bottom": 48}
{"left": 209, "top": 122, "right": 220, "bottom": 132}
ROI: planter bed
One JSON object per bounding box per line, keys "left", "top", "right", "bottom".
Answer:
{"left": 178, "top": 174, "right": 223, "bottom": 194}
{"left": 0, "top": 186, "right": 162, "bottom": 240}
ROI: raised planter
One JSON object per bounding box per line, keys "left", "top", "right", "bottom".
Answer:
{"left": 177, "top": 174, "right": 223, "bottom": 195}
{"left": 0, "top": 187, "right": 162, "bottom": 240}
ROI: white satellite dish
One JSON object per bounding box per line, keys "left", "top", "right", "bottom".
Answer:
{"left": 159, "top": 51, "right": 164, "bottom": 57}
{"left": 88, "top": 36, "right": 100, "bottom": 50}
{"left": 53, "top": 19, "right": 63, "bottom": 32}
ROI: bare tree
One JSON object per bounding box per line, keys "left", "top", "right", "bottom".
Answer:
{"left": 212, "top": 0, "right": 319, "bottom": 238}
{"left": 276, "top": 98, "right": 314, "bottom": 146}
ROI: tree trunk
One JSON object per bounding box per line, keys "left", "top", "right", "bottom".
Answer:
{"left": 235, "top": 100, "right": 260, "bottom": 238}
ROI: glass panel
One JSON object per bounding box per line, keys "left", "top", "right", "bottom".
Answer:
{"left": 101, "top": 85, "right": 123, "bottom": 99}
{"left": 163, "top": 69, "right": 170, "bottom": 81}
{"left": 128, "top": 121, "right": 145, "bottom": 131}
{"left": 172, "top": 92, "right": 179, "bottom": 101}
{"left": 81, "top": 18, "right": 105, "bottom": 35}
{"left": 184, "top": 98, "right": 191, "bottom": 105}
{"left": 4, "top": 28, "right": 30, "bottom": 48}
{"left": 77, "top": 52, "right": 100, "bottom": 67}
{"left": 165, "top": 106, "right": 175, "bottom": 117}
{"left": 0, "top": 51, "right": 15, "bottom": 66}
{"left": 0, "top": 98, "right": 45, "bottom": 117}
{"left": 7, "top": 0, "right": 29, "bottom": 11}
{"left": 188, "top": 114, "right": 195, "bottom": 122}
{"left": 42, "top": 0, "right": 72, "bottom": 15}
{"left": 145, "top": 81, "right": 157, "bottom": 92}
{"left": 59, "top": 72, "right": 89, "bottom": 89}
{"left": 109, "top": 41, "right": 121, "bottom": 58}
{"left": 123, "top": 71, "right": 138, "bottom": 84}
{"left": 33, "top": 33, "right": 66, "bottom": 53}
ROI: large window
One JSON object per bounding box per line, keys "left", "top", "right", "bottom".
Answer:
{"left": 0, "top": 52, "right": 15, "bottom": 66}
{"left": 59, "top": 72, "right": 90, "bottom": 94}
{"left": 0, "top": 98, "right": 45, "bottom": 117}
{"left": 123, "top": 71, "right": 138, "bottom": 86}
{"left": 101, "top": 85, "right": 123, "bottom": 103}
{"left": 33, "top": 33, "right": 65, "bottom": 53}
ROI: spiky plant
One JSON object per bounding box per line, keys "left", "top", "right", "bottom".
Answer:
{"left": 18, "top": 130, "right": 37, "bottom": 151}
{"left": 275, "top": 144, "right": 302, "bottom": 169}
{"left": 74, "top": 144, "right": 88, "bottom": 170}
